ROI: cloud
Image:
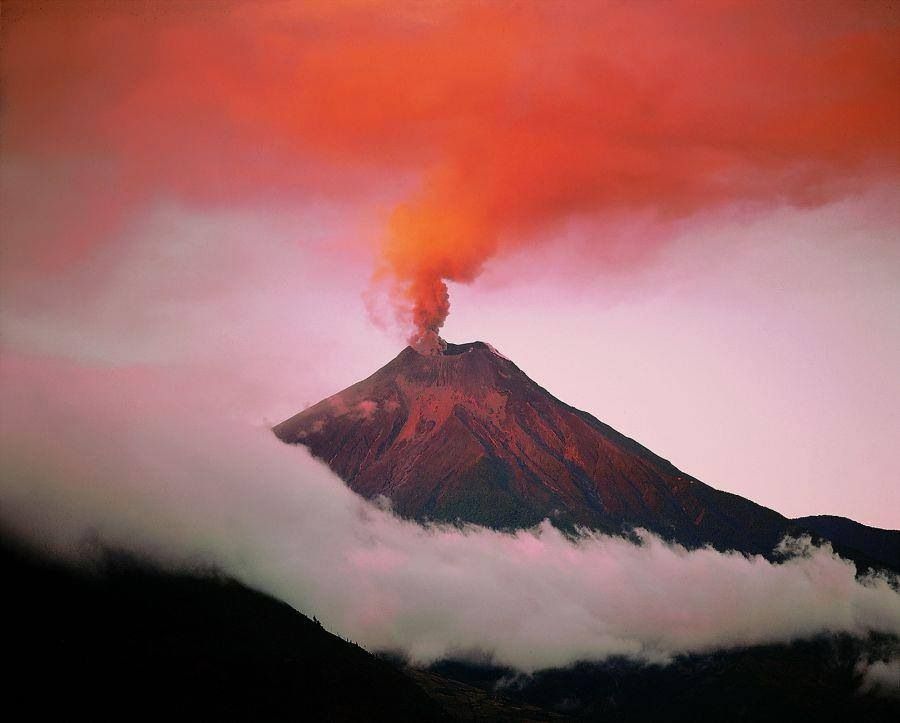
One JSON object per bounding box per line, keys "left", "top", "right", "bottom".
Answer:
{"left": 1, "top": 350, "right": 898, "bottom": 672}
{"left": 3, "top": 1, "right": 898, "bottom": 339}
{"left": 857, "top": 656, "right": 900, "bottom": 698}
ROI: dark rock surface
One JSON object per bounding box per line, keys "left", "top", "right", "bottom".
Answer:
{"left": 275, "top": 342, "right": 898, "bottom": 571}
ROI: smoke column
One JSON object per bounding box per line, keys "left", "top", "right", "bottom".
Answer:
{"left": 371, "top": 2, "right": 900, "bottom": 344}
{"left": 2, "top": 2, "right": 898, "bottom": 346}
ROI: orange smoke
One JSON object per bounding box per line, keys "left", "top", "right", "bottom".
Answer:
{"left": 3, "top": 1, "right": 899, "bottom": 343}
{"left": 372, "top": 2, "right": 900, "bottom": 344}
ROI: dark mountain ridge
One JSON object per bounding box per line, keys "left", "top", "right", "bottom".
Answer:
{"left": 1, "top": 535, "right": 446, "bottom": 721}
{"left": 275, "top": 341, "right": 899, "bottom": 571}
{"left": 794, "top": 515, "right": 900, "bottom": 570}
{"left": 7, "top": 534, "right": 894, "bottom": 721}
{"left": 3, "top": 534, "right": 568, "bottom": 722}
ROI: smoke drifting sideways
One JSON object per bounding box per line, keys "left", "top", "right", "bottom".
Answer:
{"left": 364, "top": 2, "right": 900, "bottom": 344}
{"left": 1, "top": 352, "right": 898, "bottom": 673}
{"left": 3, "top": 2, "right": 900, "bottom": 346}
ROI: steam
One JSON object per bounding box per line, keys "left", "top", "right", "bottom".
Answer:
{"left": 370, "top": 3, "right": 900, "bottom": 340}
{"left": 408, "top": 274, "right": 450, "bottom": 350}
{"left": 2, "top": 351, "right": 898, "bottom": 672}
{"left": 856, "top": 656, "right": 900, "bottom": 698}
{"left": 4, "top": 3, "right": 899, "bottom": 343}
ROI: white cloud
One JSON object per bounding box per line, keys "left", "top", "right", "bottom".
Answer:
{"left": 857, "top": 656, "right": 900, "bottom": 698}
{"left": 1, "top": 351, "right": 898, "bottom": 672}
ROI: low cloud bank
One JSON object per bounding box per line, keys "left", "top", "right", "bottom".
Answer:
{"left": 1, "top": 352, "right": 898, "bottom": 672}
{"left": 857, "top": 656, "right": 900, "bottom": 698}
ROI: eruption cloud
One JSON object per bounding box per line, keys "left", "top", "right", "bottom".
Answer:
{"left": 2, "top": 1, "right": 899, "bottom": 341}
{"left": 370, "top": 2, "right": 900, "bottom": 342}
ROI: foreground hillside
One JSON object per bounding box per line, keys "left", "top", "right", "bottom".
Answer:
{"left": 1, "top": 535, "right": 562, "bottom": 722}
{"left": 427, "top": 636, "right": 899, "bottom": 722}
{"left": 5, "top": 533, "right": 897, "bottom": 721}
{"left": 1, "top": 538, "right": 440, "bottom": 720}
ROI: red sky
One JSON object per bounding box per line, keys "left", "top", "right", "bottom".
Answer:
{"left": 1, "top": 1, "right": 899, "bottom": 526}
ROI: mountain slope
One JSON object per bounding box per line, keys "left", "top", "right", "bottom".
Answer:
{"left": 9, "top": 535, "right": 891, "bottom": 721}
{"left": 427, "top": 637, "right": 900, "bottom": 723}
{"left": 2, "top": 535, "right": 449, "bottom": 722}
{"left": 275, "top": 341, "right": 811, "bottom": 557}
{"left": 792, "top": 515, "right": 900, "bottom": 572}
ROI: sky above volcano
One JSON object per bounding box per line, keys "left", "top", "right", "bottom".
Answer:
{"left": 1, "top": 0, "right": 899, "bottom": 528}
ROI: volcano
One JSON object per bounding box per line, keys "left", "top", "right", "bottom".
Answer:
{"left": 275, "top": 341, "right": 899, "bottom": 565}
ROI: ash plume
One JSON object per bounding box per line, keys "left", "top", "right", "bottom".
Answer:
{"left": 3, "top": 2, "right": 899, "bottom": 342}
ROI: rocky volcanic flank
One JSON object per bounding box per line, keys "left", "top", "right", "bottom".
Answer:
{"left": 275, "top": 341, "right": 900, "bottom": 570}
{"left": 274, "top": 341, "right": 805, "bottom": 555}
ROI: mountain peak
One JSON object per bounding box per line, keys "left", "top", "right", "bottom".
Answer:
{"left": 443, "top": 340, "right": 511, "bottom": 360}
{"left": 437, "top": 340, "right": 488, "bottom": 355}
{"left": 274, "top": 343, "right": 900, "bottom": 572}
{"left": 378, "top": 340, "right": 516, "bottom": 390}
{"left": 407, "top": 336, "right": 507, "bottom": 359}
{"left": 274, "top": 341, "right": 793, "bottom": 552}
